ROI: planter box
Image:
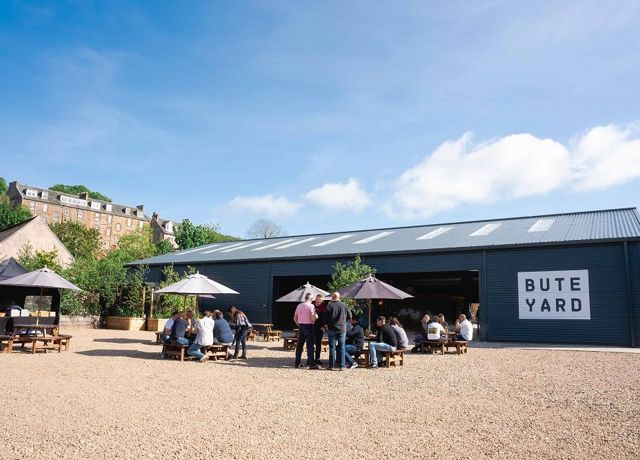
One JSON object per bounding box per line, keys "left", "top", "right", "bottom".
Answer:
{"left": 106, "top": 316, "right": 145, "bottom": 331}
{"left": 146, "top": 318, "right": 169, "bottom": 332}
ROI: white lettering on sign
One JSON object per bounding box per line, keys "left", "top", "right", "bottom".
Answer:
{"left": 518, "top": 270, "right": 590, "bottom": 320}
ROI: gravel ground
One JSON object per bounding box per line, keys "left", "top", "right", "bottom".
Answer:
{"left": 1, "top": 328, "right": 639, "bottom": 460}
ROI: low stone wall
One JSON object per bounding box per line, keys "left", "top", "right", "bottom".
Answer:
{"left": 59, "top": 315, "right": 100, "bottom": 328}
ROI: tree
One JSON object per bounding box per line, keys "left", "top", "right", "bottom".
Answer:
{"left": 50, "top": 221, "right": 101, "bottom": 260}
{"left": 0, "top": 200, "right": 32, "bottom": 232}
{"left": 0, "top": 177, "right": 7, "bottom": 194}
{"left": 49, "top": 184, "right": 112, "bottom": 202}
{"left": 116, "top": 228, "right": 156, "bottom": 261}
{"left": 17, "top": 243, "right": 62, "bottom": 273}
{"left": 153, "top": 265, "right": 197, "bottom": 318}
{"left": 174, "top": 219, "right": 240, "bottom": 250}
{"left": 154, "top": 239, "right": 175, "bottom": 256}
{"left": 246, "top": 219, "right": 285, "bottom": 239}
{"left": 327, "top": 255, "right": 376, "bottom": 316}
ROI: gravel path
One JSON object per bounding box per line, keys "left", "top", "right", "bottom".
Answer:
{"left": 1, "top": 328, "right": 638, "bottom": 460}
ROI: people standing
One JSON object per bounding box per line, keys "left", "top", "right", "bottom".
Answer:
{"left": 324, "top": 292, "right": 349, "bottom": 371}
{"left": 228, "top": 306, "right": 251, "bottom": 359}
{"left": 368, "top": 316, "right": 398, "bottom": 369}
{"left": 293, "top": 293, "right": 318, "bottom": 369}
{"left": 344, "top": 316, "right": 364, "bottom": 369}
{"left": 312, "top": 294, "right": 327, "bottom": 366}
{"left": 187, "top": 310, "right": 215, "bottom": 363}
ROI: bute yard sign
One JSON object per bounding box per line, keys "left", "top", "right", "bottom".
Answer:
{"left": 518, "top": 270, "right": 591, "bottom": 320}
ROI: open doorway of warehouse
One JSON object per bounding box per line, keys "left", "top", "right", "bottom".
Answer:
{"left": 271, "top": 271, "right": 479, "bottom": 334}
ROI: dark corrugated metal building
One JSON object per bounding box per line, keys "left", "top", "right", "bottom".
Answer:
{"left": 129, "top": 208, "right": 640, "bottom": 346}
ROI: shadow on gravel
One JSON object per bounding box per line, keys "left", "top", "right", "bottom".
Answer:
{"left": 219, "top": 356, "right": 318, "bottom": 369}
{"left": 93, "top": 338, "right": 157, "bottom": 345}
{"left": 77, "top": 349, "right": 161, "bottom": 359}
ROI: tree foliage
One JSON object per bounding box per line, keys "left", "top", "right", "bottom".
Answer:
{"left": 17, "top": 243, "right": 62, "bottom": 273}
{"left": 327, "top": 255, "right": 376, "bottom": 316}
{"left": 246, "top": 218, "right": 285, "bottom": 239}
{"left": 0, "top": 199, "right": 32, "bottom": 232}
{"left": 0, "top": 177, "right": 7, "bottom": 194}
{"left": 153, "top": 265, "right": 197, "bottom": 318}
{"left": 49, "top": 184, "right": 112, "bottom": 202}
{"left": 174, "top": 219, "right": 240, "bottom": 250}
{"left": 154, "top": 239, "right": 175, "bottom": 256}
{"left": 50, "top": 221, "right": 101, "bottom": 260}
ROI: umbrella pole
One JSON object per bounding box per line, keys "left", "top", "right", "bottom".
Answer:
{"left": 368, "top": 299, "right": 372, "bottom": 335}
{"left": 36, "top": 286, "right": 44, "bottom": 326}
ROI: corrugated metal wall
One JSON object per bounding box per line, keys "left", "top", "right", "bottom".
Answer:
{"left": 484, "top": 243, "right": 632, "bottom": 345}
{"left": 143, "top": 242, "right": 639, "bottom": 346}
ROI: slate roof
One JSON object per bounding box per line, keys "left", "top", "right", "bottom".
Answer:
{"left": 128, "top": 208, "right": 640, "bottom": 266}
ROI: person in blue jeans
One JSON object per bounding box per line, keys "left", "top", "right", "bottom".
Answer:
{"left": 345, "top": 316, "right": 364, "bottom": 369}
{"left": 169, "top": 312, "right": 190, "bottom": 353}
{"left": 323, "top": 292, "right": 348, "bottom": 370}
{"left": 368, "top": 316, "right": 398, "bottom": 369}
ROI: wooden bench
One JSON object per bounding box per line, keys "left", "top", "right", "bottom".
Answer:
{"left": 154, "top": 331, "right": 165, "bottom": 344}
{"left": 30, "top": 336, "right": 62, "bottom": 354}
{"left": 445, "top": 340, "right": 469, "bottom": 355}
{"left": 247, "top": 328, "right": 256, "bottom": 341}
{"left": 203, "top": 344, "right": 230, "bottom": 361}
{"left": 282, "top": 336, "right": 297, "bottom": 350}
{"left": 381, "top": 348, "right": 407, "bottom": 367}
{"left": 163, "top": 343, "right": 189, "bottom": 361}
{"left": 0, "top": 335, "right": 14, "bottom": 353}
{"left": 417, "top": 340, "right": 446, "bottom": 354}
{"left": 54, "top": 334, "right": 73, "bottom": 352}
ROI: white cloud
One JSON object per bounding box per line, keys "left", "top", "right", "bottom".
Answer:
{"left": 388, "top": 132, "right": 570, "bottom": 218}
{"left": 571, "top": 123, "right": 640, "bottom": 191}
{"left": 305, "top": 178, "right": 371, "bottom": 212}
{"left": 229, "top": 194, "right": 302, "bottom": 218}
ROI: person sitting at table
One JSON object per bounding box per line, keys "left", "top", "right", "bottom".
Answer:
{"left": 187, "top": 310, "right": 214, "bottom": 363}
{"left": 437, "top": 313, "right": 449, "bottom": 332}
{"left": 368, "top": 316, "right": 398, "bottom": 369}
{"left": 228, "top": 306, "right": 252, "bottom": 360}
{"left": 411, "top": 314, "right": 431, "bottom": 352}
{"left": 170, "top": 311, "right": 190, "bottom": 346}
{"left": 345, "top": 316, "right": 364, "bottom": 369}
{"left": 389, "top": 317, "right": 410, "bottom": 349}
{"left": 455, "top": 314, "right": 473, "bottom": 342}
{"left": 213, "top": 309, "right": 234, "bottom": 359}
{"left": 162, "top": 310, "right": 180, "bottom": 343}
{"left": 427, "top": 316, "right": 447, "bottom": 341}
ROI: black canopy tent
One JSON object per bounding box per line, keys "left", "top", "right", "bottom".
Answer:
{"left": 0, "top": 259, "right": 62, "bottom": 319}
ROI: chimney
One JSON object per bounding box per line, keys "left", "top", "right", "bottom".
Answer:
{"left": 136, "top": 205, "right": 145, "bottom": 211}
{"left": 152, "top": 212, "right": 159, "bottom": 220}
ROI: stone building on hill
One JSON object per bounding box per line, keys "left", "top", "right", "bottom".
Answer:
{"left": 8, "top": 181, "right": 151, "bottom": 250}
{"left": 150, "top": 212, "right": 179, "bottom": 248}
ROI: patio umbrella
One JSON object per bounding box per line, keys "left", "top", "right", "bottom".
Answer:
{"left": 155, "top": 272, "right": 239, "bottom": 317}
{"left": 338, "top": 274, "right": 413, "bottom": 332}
{"left": 276, "top": 282, "right": 329, "bottom": 302}
{"left": 0, "top": 267, "right": 81, "bottom": 324}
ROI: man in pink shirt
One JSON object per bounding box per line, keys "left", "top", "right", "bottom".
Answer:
{"left": 294, "top": 292, "right": 319, "bottom": 369}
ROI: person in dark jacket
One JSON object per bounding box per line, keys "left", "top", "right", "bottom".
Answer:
{"left": 170, "top": 311, "right": 190, "bottom": 346}
{"left": 344, "top": 316, "right": 364, "bottom": 369}
{"left": 368, "top": 316, "right": 398, "bottom": 369}
{"left": 213, "top": 309, "right": 234, "bottom": 360}
{"left": 312, "top": 294, "right": 327, "bottom": 366}
{"left": 323, "top": 292, "right": 349, "bottom": 370}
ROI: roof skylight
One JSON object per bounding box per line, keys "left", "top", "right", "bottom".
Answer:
{"left": 528, "top": 219, "right": 555, "bottom": 232}
{"left": 312, "top": 235, "right": 353, "bottom": 247}
{"left": 220, "top": 242, "right": 264, "bottom": 253}
{"left": 201, "top": 242, "right": 246, "bottom": 254}
{"left": 470, "top": 223, "right": 502, "bottom": 236}
{"left": 252, "top": 239, "right": 295, "bottom": 251}
{"left": 177, "top": 245, "right": 219, "bottom": 256}
{"left": 353, "top": 231, "right": 395, "bottom": 244}
{"left": 275, "top": 237, "right": 318, "bottom": 249}
{"left": 417, "top": 227, "right": 454, "bottom": 240}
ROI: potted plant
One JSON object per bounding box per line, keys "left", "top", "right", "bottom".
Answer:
{"left": 105, "top": 266, "right": 146, "bottom": 331}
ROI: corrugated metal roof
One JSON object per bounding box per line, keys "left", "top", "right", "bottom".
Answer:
{"left": 129, "top": 208, "right": 640, "bottom": 266}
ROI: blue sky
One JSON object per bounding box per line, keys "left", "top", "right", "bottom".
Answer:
{"left": 1, "top": 1, "right": 639, "bottom": 237}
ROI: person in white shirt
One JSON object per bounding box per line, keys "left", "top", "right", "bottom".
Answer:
{"left": 455, "top": 314, "right": 473, "bottom": 341}
{"left": 187, "top": 311, "right": 215, "bottom": 363}
{"left": 427, "top": 319, "right": 446, "bottom": 341}
{"left": 162, "top": 311, "right": 180, "bottom": 342}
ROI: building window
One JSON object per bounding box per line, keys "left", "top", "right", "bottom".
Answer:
{"left": 106, "top": 228, "right": 111, "bottom": 236}
{"left": 106, "top": 204, "right": 112, "bottom": 212}
{"left": 127, "top": 218, "right": 132, "bottom": 227}
{"left": 91, "top": 202, "right": 101, "bottom": 210}
{"left": 42, "top": 204, "right": 48, "bottom": 212}
{"left": 77, "top": 209, "right": 84, "bottom": 219}
{"left": 138, "top": 221, "right": 144, "bottom": 229}
{"left": 115, "top": 223, "right": 121, "bottom": 232}
{"left": 30, "top": 201, "right": 36, "bottom": 211}
{"left": 53, "top": 211, "right": 60, "bottom": 223}
{"left": 124, "top": 208, "right": 130, "bottom": 215}
{"left": 64, "top": 208, "right": 69, "bottom": 217}
{"left": 94, "top": 213, "right": 101, "bottom": 222}
{"left": 26, "top": 189, "right": 38, "bottom": 197}
{"left": 107, "top": 215, "right": 112, "bottom": 224}
{"left": 166, "top": 222, "right": 173, "bottom": 232}
{"left": 94, "top": 222, "right": 100, "bottom": 229}
{"left": 41, "top": 191, "right": 48, "bottom": 199}
{"left": 114, "top": 235, "right": 120, "bottom": 244}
